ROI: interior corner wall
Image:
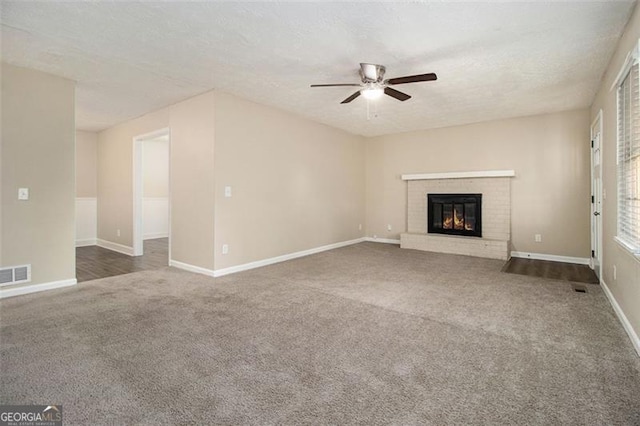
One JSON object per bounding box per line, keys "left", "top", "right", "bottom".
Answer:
{"left": 142, "top": 138, "right": 169, "bottom": 198}
{"left": 212, "top": 91, "right": 366, "bottom": 270}
{"left": 97, "top": 107, "right": 169, "bottom": 248}
{"left": 1, "top": 63, "right": 76, "bottom": 287}
{"left": 141, "top": 137, "right": 170, "bottom": 240}
{"left": 75, "top": 130, "right": 98, "bottom": 246}
{"left": 365, "top": 109, "right": 591, "bottom": 258}
{"left": 168, "top": 92, "right": 216, "bottom": 271}
{"left": 590, "top": 2, "right": 640, "bottom": 343}
{"left": 76, "top": 130, "right": 98, "bottom": 197}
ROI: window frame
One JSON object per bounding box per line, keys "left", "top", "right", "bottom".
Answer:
{"left": 614, "top": 41, "right": 640, "bottom": 257}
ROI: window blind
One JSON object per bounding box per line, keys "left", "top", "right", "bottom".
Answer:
{"left": 617, "top": 62, "right": 640, "bottom": 252}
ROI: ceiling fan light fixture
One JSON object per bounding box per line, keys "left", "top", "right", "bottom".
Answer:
{"left": 361, "top": 86, "right": 384, "bottom": 100}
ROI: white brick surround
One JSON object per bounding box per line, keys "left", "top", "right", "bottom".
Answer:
{"left": 401, "top": 176, "right": 512, "bottom": 260}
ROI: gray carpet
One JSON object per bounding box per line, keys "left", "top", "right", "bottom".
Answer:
{"left": 1, "top": 242, "right": 639, "bottom": 424}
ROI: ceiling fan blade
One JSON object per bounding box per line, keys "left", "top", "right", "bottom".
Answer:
{"left": 384, "top": 87, "right": 411, "bottom": 101}
{"left": 386, "top": 73, "right": 437, "bottom": 85}
{"left": 310, "top": 83, "right": 362, "bottom": 87}
{"left": 341, "top": 91, "right": 361, "bottom": 104}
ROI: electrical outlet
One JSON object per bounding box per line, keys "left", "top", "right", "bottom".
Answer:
{"left": 224, "top": 186, "right": 232, "bottom": 198}
{"left": 117, "top": 229, "right": 121, "bottom": 237}
{"left": 387, "top": 224, "right": 392, "bottom": 231}
{"left": 18, "top": 188, "right": 29, "bottom": 200}
{"left": 613, "top": 265, "right": 617, "bottom": 280}
{"left": 534, "top": 234, "right": 542, "bottom": 243}
{"left": 358, "top": 224, "right": 362, "bottom": 231}
{"left": 222, "top": 244, "right": 229, "bottom": 255}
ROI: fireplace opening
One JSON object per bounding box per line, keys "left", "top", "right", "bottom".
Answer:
{"left": 428, "top": 193, "right": 482, "bottom": 237}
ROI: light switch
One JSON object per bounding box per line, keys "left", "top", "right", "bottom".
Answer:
{"left": 224, "top": 186, "right": 232, "bottom": 198}
{"left": 18, "top": 188, "right": 29, "bottom": 200}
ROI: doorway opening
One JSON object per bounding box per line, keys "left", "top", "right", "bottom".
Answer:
{"left": 133, "top": 128, "right": 170, "bottom": 261}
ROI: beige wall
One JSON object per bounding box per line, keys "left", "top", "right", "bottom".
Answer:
{"left": 1, "top": 63, "right": 75, "bottom": 286}
{"left": 97, "top": 108, "right": 169, "bottom": 247}
{"left": 591, "top": 3, "right": 640, "bottom": 342}
{"left": 97, "top": 91, "right": 215, "bottom": 269}
{"left": 76, "top": 130, "right": 98, "bottom": 197}
{"left": 213, "top": 92, "right": 366, "bottom": 269}
{"left": 143, "top": 137, "right": 169, "bottom": 198}
{"left": 168, "top": 92, "right": 216, "bottom": 270}
{"left": 366, "top": 109, "right": 591, "bottom": 258}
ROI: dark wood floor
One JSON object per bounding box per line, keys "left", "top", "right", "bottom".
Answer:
{"left": 502, "top": 257, "right": 599, "bottom": 284}
{"left": 76, "top": 238, "right": 168, "bottom": 283}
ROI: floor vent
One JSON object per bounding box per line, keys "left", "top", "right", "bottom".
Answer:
{"left": 572, "top": 284, "right": 587, "bottom": 293}
{"left": 0, "top": 265, "right": 31, "bottom": 287}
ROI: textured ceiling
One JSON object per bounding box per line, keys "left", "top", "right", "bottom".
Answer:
{"left": 0, "top": 1, "right": 635, "bottom": 137}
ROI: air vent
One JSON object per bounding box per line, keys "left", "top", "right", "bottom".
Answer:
{"left": 0, "top": 269, "right": 12, "bottom": 285}
{"left": 0, "top": 265, "right": 31, "bottom": 287}
{"left": 572, "top": 284, "right": 587, "bottom": 293}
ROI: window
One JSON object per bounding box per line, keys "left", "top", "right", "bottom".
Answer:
{"left": 617, "top": 58, "right": 640, "bottom": 254}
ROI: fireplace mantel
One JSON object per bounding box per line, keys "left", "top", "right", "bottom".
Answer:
{"left": 401, "top": 170, "right": 515, "bottom": 181}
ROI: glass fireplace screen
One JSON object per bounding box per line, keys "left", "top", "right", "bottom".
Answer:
{"left": 427, "top": 193, "right": 482, "bottom": 237}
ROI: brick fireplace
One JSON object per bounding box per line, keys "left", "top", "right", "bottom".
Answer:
{"left": 400, "top": 170, "right": 514, "bottom": 260}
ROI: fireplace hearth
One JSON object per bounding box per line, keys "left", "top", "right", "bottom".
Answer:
{"left": 428, "top": 193, "right": 482, "bottom": 237}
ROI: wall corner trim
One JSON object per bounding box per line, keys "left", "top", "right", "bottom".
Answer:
{"left": 0, "top": 278, "right": 77, "bottom": 299}
{"left": 169, "top": 260, "right": 216, "bottom": 277}
{"left": 363, "top": 237, "right": 401, "bottom": 244}
{"left": 510, "top": 251, "right": 590, "bottom": 265}
{"left": 170, "top": 238, "right": 365, "bottom": 278}
{"left": 600, "top": 279, "right": 640, "bottom": 357}
{"left": 212, "top": 238, "right": 366, "bottom": 277}
{"left": 96, "top": 239, "right": 134, "bottom": 256}
{"left": 143, "top": 233, "right": 169, "bottom": 240}
{"left": 76, "top": 238, "right": 97, "bottom": 247}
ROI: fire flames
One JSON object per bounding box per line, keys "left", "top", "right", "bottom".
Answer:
{"left": 443, "top": 217, "right": 453, "bottom": 229}
{"left": 443, "top": 208, "right": 474, "bottom": 231}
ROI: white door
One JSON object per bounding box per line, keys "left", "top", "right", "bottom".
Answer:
{"left": 590, "top": 111, "right": 603, "bottom": 280}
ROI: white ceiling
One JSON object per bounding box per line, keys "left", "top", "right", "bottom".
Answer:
{"left": 1, "top": 1, "right": 635, "bottom": 137}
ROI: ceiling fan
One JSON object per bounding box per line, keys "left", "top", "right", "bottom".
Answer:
{"left": 311, "top": 63, "right": 437, "bottom": 104}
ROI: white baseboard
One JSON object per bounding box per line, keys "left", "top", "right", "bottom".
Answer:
{"left": 213, "top": 238, "right": 365, "bottom": 277}
{"left": 0, "top": 278, "right": 77, "bottom": 299}
{"left": 510, "top": 251, "right": 590, "bottom": 265}
{"left": 96, "top": 239, "right": 134, "bottom": 256}
{"left": 170, "top": 239, "right": 366, "bottom": 278}
{"left": 600, "top": 279, "right": 640, "bottom": 357}
{"left": 169, "top": 259, "right": 216, "bottom": 277}
{"left": 364, "top": 237, "right": 401, "bottom": 244}
{"left": 76, "top": 238, "right": 97, "bottom": 247}
{"left": 143, "top": 232, "right": 169, "bottom": 240}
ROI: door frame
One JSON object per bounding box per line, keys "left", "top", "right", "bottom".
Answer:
{"left": 133, "top": 127, "right": 171, "bottom": 258}
{"left": 590, "top": 110, "right": 603, "bottom": 280}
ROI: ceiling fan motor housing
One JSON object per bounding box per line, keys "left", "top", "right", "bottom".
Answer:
{"left": 359, "top": 63, "right": 386, "bottom": 83}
